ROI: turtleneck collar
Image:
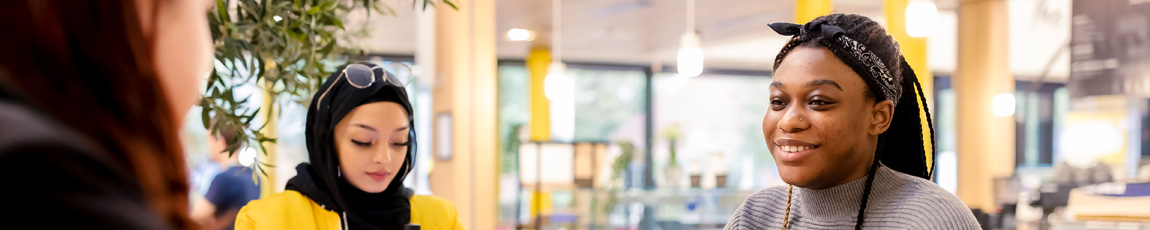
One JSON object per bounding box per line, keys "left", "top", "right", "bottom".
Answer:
{"left": 792, "top": 164, "right": 906, "bottom": 222}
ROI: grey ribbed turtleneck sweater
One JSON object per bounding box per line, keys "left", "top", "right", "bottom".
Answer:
{"left": 725, "top": 165, "right": 980, "bottom": 229}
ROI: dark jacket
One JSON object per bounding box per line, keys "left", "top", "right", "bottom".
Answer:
{"left": 0, "top": 90, "right": 167, "bottom": 229}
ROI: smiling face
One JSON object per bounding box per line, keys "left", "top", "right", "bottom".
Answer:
{"left": 763, "top": 46, "right": 894, "bottom": 190}
{"left": 333, "top": 102, "right": 411, "bottom": 193}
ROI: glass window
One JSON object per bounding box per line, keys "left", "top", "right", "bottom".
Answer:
{"left": 495, "top": 63, "right": 650, "bottom": 227}
{"left": 651, "top": 72, "right": 779, "bottom": 191}
{"left": 569, "top": 65, "right": 648, "bottom": 144}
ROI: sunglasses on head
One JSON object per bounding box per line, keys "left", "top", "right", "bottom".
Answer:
{"left": 315, "top": 62, "right": 410, "bottom": 110}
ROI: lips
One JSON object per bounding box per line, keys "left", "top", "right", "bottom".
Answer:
{"left": 367, "top": 171, "right": 391, "bottom": 182}
{"left": 773, "top": 138, "right": 820, "bottom": 163}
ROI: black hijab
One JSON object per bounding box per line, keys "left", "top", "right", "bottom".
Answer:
{"left": 286, "top": 62, "right": 417, "bottom": 230}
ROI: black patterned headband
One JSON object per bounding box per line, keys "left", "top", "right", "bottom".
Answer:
{"left": 769, "top": 21, "right": 902, "bottom": 106}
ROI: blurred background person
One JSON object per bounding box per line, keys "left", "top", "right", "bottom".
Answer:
{"left": 192, "top": 123, "right": 260, "bottom": 230}
{"left": 0, "top": 0, "right": 214, "bottom": 228}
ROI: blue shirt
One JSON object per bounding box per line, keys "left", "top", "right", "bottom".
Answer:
{"left": 205, "top": 166, "right": 261, "bottom": 229}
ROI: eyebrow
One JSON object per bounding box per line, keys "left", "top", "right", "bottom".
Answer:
{"left": 353, "top": 124, "right": 378, "bottom": 133}
{"left": 809, "top": 80, "right": 843, "bottom": 91}
{"left": 770, "top": 80, "right": 843, "bottom": 91}
{"left": 353, "top": 124, "right": 410, "bottom": 133}
{"left": 771, "top": 81, "right": 785, "bottom": 89}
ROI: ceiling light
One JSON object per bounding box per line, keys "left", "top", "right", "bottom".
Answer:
{"left": 906, "top": 1, "right": 938, "bottom": 38}
{"left": 992, "top": 93, "right": 1016, "bottom": 117}
{"left": 507, "top": 28, "right": 534, "bottom": 42}
{"left": 677, "top": 0, "right": 703, "bottom": 77}
{"left": 544, "top": 62, "right": 572, "bottom": 101}
{"left": 677, "top": 32, "right": 703, "bottom": 77}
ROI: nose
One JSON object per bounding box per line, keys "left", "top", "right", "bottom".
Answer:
{"left": 777, "top": 104, "right": 810, "bottom": 133}
{"left": 371, "top": 148, "right": 392, "bottom": 165}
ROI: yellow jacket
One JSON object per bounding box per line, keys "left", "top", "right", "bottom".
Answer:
{"left": 235, "top": 190, "right": 463, "bottom": 230}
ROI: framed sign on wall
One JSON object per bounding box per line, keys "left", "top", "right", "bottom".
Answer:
{"left": 436, "top": 112, "right": 452, "bottom": 161}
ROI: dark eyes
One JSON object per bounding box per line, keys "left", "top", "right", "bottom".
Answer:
{"left": 351, "top": 140, "right": 372, "bottom": 147}
{"left": 350, "top": 140, "right": 410, "bottom": 147}
{"left": 770, "top": 98, "right": 787, "bottom": 111}
{"left": 809, "top": 100, "right": 832, "bottom": 106}
{"left": 769, "top": 97, "right": 835, "bottom": 111}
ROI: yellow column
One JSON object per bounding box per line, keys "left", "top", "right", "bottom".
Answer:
{"left": 956, "top": 0, "right": 1013, "bottom": 211}
{"left": 527, "top": 47, "right": 552, "bottom": 141}
{"left": 885, "top": 0, "right": 935, "bottom": 173}
{"left": 795, "top": 0, "right": 832, "bottom": 24}
{"left": 525, "top": 47, "right": 553, "bottom": 225}
{"left": 430, "top": 0, "right": 498, "bottom": 229}
{"left": 259, "top": 80, "right": 278, "bottom": 197}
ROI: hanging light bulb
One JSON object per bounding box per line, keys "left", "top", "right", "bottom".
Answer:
{"left": 544, "top": 0, "right": 572, "bottom": 102}
{"left": 548, "top": 0, "right": 575, "bottom": 141}
{"left": 677, "top": 0, "right": 703, "bottom": 77}
{"left": 906, "top": 1, "right": 938, "bottom": 38}
{"left": 677, "top": 32, "right": 704, "bottom": 77}
{"left": 544, "top": 61, "right": 572, "bottom": 101}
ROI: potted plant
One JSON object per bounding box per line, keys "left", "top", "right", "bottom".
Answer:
{"left": 201, "top": 0, "right": 455, "bottom": 176}
{"left": 662, "top": 123, "right": 683, "bottom": 189}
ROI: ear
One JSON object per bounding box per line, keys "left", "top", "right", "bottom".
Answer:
{"left": 869, "top": 100, "right": 895, "bottom": 135}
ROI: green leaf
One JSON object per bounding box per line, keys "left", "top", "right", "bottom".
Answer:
{"left": 252, "top": 166, "right": 262, "bottom": 185}
{"left": 216, "top": 0, "right": 230, "bottom": 22}
{"left": 384, "top": 4, "right": 396, "bottom": 16}
{"left": 307, "top": 5, "right": 321, "bottom": 15}
{"left": 331, "top": 15, "right": 345, "bottom": 30}
{"left": 259, "top": 141, "right": 270, "bottom": 157}
{"left": 442, "top": 0, "right": 458, "bottom": 10}
{"left": 201, "top": 101, "right": 212, "bottom": 129}
{"left": 319, "top": 0, "right": 336, "bottom": 10}
{"left": 318, "top": 41, "right": 336, "bottom": 57}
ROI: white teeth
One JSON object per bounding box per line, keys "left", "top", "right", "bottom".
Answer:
{"left": 781, "top": 146, "right": 815, "bottom": 153}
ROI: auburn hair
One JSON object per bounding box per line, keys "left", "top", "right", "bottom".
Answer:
{"left": 0, "top": 0, "right": 193, "bottom": 228}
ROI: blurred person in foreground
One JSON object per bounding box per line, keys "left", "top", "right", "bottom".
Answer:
{"left": 236, "top": 63, "right": 462, "bottom": 230}
{"left": 0, "top": 0, "right": 214, "bottom": 228}
{"left": 725, "top": 14, "right": 979, "bottom": 229}
{"left": 192, "top": 124, "right": 260, "bottom": 230}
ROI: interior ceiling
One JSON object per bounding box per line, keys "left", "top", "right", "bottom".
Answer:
{"left": 356, "top": 0, "right": 1079, "bottom": 81}
{"left": 360, "top": 0, "right": 911, "bottom": 70}
{"left": 497, "top": 0, "right": 951, "bottom": 71}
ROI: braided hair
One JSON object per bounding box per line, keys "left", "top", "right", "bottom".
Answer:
{"left": 770, "top": 14, "right": 937, "bottom": 230}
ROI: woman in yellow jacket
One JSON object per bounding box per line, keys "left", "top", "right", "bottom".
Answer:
{"left": 236, "top": 63, "right": 462, "bottom": 230}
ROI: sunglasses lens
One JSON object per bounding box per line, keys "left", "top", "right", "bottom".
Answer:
{"left": 384, "top": 62, "right": 412, "bottom": 87}
{"left": 345, "top": 64, "right": 375, "bottom": 88}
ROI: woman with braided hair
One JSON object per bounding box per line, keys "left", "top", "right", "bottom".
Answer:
{"left": 724, "top": 14, "right": 979, "bottom": 229}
